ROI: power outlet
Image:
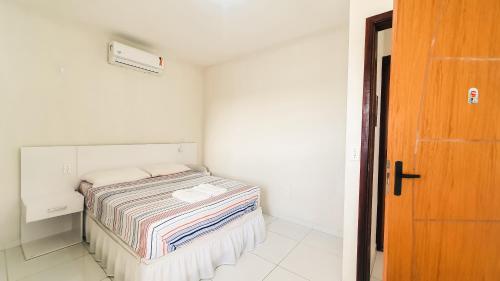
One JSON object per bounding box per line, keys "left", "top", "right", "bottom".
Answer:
{"left": 286, "top": 186, "right": 293, "bottom": 199}
{"left": 62, "top": 164, "right": 72, "bottom": 175}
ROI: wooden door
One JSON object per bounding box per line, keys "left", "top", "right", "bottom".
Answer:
{"left": 384, "top": 0, "right": 500, "bottom": 280}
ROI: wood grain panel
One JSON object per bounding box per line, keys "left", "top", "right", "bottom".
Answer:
{"left": 414, "top": 222, "right": 500, "bottom": 281}
{"left": 387, "top": 0, "right": 500, "bottom": 280}
{"left": 433, "top": 0, "right": 500, "bottom": 57}
{"left": 419, "top": 60, "right": 500, "bottom": 140}
{"left": 415, "top": 142, "right": 500, "bottom": 220}
{"left": 384, "top": 0, "right": 440, "bottom": 280}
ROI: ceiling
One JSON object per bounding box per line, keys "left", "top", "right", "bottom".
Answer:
{"left": 13, "top": 0, "right": 348, "bottom": 66}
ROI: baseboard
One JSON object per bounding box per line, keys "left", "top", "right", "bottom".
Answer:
{"left": 265, "top": 212, "right": 343, "bottom": 238}
{"left": 313, "top": 225, "right": 343, "bottom": 238}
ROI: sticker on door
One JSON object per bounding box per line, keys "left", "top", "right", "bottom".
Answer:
{"left": 468, "top": 87, "right": 479, "bottom": 104}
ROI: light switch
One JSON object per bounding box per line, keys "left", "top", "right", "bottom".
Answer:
{"left": 351, "top": 146, "right": 360, "bottom": 161}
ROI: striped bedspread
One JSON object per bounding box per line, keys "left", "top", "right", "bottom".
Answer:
{"left": 84, "top": 170, "right": 260, "bottom": 260}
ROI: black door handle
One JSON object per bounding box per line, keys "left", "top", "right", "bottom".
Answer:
{"left": 394, "top": 161, "right": 421, "bottom": 196}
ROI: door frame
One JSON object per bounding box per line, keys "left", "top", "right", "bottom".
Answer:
{"left": 356, "top": 10, "right": 393, "bottom": 281}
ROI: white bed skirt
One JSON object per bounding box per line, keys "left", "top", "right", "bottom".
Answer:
{"left": 85, "top": 208, "right": 266, "bottom": 281}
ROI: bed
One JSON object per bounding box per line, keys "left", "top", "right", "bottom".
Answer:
{"left": 82, "top": 169, "right": 265, "bottom": 281}
{"left": 21, "top": 144, "right": 265, "bottom": 281}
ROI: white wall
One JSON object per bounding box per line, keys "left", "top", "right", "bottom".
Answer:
{"left": 203, "top": 28, "right": 349, "bottom": 236}
{"left": 343, "top": 0, "right": 393, "bottom": 280}
{"left": 0, "top": 3, "right": 204, "bottom": 249}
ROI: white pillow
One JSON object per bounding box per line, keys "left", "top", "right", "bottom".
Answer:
{"left": 141, "top": 163, "right": 191, "bottom": 177}
{"left": 81, "top": 167, "right": 150, "bottom": 187}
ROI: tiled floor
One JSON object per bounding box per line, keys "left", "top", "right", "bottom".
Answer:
{"left": 211, "top": 214, "right": 343, "bottom": 281}
{"left": 0, "top": 214, "right": 343, "bottom": 281}
{"left": 370, "top": 251, "right": 383, "bottom": 281}
{"left": 1, "top": 244, "right": 107, "bottom": 281}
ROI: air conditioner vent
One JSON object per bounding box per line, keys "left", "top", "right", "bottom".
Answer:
{"left": 108, "top": 41, "right": 164, "bottom": 75}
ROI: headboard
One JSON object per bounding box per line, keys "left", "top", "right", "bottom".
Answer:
{"left": 21, "top": 143, "right": 198, "bottom": 199}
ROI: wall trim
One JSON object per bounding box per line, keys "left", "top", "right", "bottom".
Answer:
{"left": 357, "top": 10, "right": 393, "bottom": 281}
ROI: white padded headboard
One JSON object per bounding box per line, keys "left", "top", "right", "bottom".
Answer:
{"left": 21, "top": 143, "right": 198, "bottom": 199}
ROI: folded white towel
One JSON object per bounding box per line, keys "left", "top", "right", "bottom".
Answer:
{"left": 172, "top": 189, "right": 210, "bottom": 203}
{"left": 193, "top": 184, "right": 228, "bottom": 197}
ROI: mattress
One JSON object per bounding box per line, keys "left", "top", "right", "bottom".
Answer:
{"left": 83, "top": 170, "right": 260, "bottom": 260}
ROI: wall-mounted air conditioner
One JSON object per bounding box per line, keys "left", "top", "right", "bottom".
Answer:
{"left": 108, "top": 41, "right": 164, "bottom": 74}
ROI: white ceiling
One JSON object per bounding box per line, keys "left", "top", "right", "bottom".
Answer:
{"left": 13, "top": 0, "right": 348, "bottom": 66}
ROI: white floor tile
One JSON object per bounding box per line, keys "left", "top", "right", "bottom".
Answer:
{"left": 251, "top": 231, "right": 298, "bottom": 264}
{"left": 18, "top": 255, "right": 106, "bottom": 281}
{"left": 212, "top": 253, "right": 276, "bottom": 281}
{"left": 263, "top": 214, "right": 277, "bottom": 225}
{"left": 267, "top": 219, "right": 311, "bottom": 241}
{"left": 264, "top": 267, "right": 309, "bottom": 281}
{"left": 301, "top": 230, "right": 343, "bottom": 257}
{"left": 372, "top": 251, "right": 383, "bottom": 280}
{"left": 6, "top": 244, "right": 88, "bottom": 281}
{"left": 0, "top": 251, "right": 7, "bottom": 281}
{"left": 280, "top": 243, "right": 342, "bottom": 281}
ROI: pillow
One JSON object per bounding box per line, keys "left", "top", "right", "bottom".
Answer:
{"left": 186, "top": 164, "right": 211, "bottom": 175}
{"left": 81, "top": 167, "right": 150, "bottom": 187}
{"left": 141, "top": 163, "right": 191, "bottom": 177}
{"left": 77, "top": 181, "right": 93, "bottom": 194}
